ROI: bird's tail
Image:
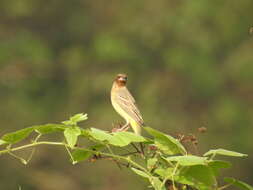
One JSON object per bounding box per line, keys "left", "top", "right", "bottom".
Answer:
{"left": 130, "top": 120, "right": 142, "bottom": 135}
{"left": 130, "top": 121, "right": 145, "bottom": 156}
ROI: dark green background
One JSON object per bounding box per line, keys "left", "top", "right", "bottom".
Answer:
{"left": 0, "top": 0, "right": 252, "bottom": 189}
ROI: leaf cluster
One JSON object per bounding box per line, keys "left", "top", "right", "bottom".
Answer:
{"left": 0, "top": 113, "right": 252, "bottom": 190}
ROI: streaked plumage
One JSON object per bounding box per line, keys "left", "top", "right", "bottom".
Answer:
{"left": 111, "top": 74, "right": 144, "bottom": 135}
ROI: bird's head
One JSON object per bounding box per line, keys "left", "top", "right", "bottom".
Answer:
{"left": 115, "top": 73, "right": 127, "bottom": 86}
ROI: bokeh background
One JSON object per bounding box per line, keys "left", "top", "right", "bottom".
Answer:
{"left": 0, "top": 0, "right": 253, "bottom": 189}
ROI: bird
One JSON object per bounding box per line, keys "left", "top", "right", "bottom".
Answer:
{"left": 111, "top": 73, "right": 144, "bottom": 135}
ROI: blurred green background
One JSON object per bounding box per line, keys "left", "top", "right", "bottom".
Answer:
{"left": 0, "top": 0, "right": 253, "bottom": 189}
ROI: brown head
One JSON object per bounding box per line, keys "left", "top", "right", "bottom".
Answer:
{"left": 114, "top": 73, "right": 127, "bottom": 87}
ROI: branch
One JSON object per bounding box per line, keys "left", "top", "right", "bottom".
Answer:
{"left": 0, "top": 141, "right": 150, "bottom": 176}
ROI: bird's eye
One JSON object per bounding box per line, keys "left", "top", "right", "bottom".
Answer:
{"left": 116, "top": 75, "right": 127, "bottom": 81}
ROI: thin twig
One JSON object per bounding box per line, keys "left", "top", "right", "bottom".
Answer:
{"left": 172, "top": 162, "right": 179, "bottom": 190}
{"left": 64, "top": 144, "right": 76, "bottom": 164}
{"left": 106, "top": 144, "right": 122, "bottom": 169}
{"left": 120, "top": 151, "right": 139, "bottom": 156}
{"left": 8, "top": 151, "right": 27, "bottom": 164}
{"left": 26, "top": 148, "right": 36, "bottom": 164}
{"left": 0, "top": 141, "right": 150, "bottom": 175}
{"left": 27, "top": 133, "right": 42, "bottom": 164}
{"left": 131, "top": 143, "right": 141, "bottom": 153}
{"left": 140, "top": 143, "right": 145, "bottom": 158}
{"left": 218, "top": 182, "right": 234, "bottom": 190}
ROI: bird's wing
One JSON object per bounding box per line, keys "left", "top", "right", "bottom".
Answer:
{"left": 114, "top": 87, "right": 144, "bottom": 125}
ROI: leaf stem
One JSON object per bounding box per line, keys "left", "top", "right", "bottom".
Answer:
{"left": 106, "top": 144, "right": 122, "bottom": 169}
{"left": 218, "top": 182, "right": 233, "bottom": 190}
{"left": 0, "top": 141, "right": 63, "bottom": 155}
{"left": 171, "top": 162, "right": 179, "bottom": 189}
{"left": 64, "top": 144, "right": 76, "bottom": 164}
{"left": 0, "top": 141, "right": 150, "bottom": 176}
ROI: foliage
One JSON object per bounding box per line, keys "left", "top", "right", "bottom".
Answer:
{"left": 0, "top": 113, "right": 252, "bottom": 190}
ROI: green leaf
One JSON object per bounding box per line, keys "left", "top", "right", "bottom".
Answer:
{"left": 89, "top": 129, "right": 147, "bottom": 147}
{"left": 108, "top": 136, "right": 131, "bottom": 147}
{"left": 70, "top": 113, "right": 88, "bottom": 122}
{"left": 166, "top": 155, "right": 208, "bottom": 166}
{"left": 80, "top": 129, "right": 90, "bottom": 137}
{"left": 147, "top": 158, "right": 158, "bottom": 170}
{"left": 155, "top": 165, "right": 215, "bottom": 188}
{"left": 62, "top": 113, "right": 88, "bottom": 125}
{"left": 154, "top": 168, "right": 174, "bottom": 178}
{"left": 109, "top": 132, "right": 147, "bottom": 147}
{"left": 155, "top": 168, "right": 195, "bottom": 186}
{"left": 154, "top": 159, "right": 215, "bottom": 188}
{"left": 180, "top": 165, "right": 216, "bottom": 188}
{"left": 89, "top": 144, "right": 106, "bottom": 151}
{"left": 0, "top": 139, "right": 7, "bottom": 145}
{"left": 145, "top": 127, "right": 186, "bottom": 155}
{"left": 174, "top": 174, "right": 195, "bottom": 187}
{"left": 35, "top": 124, "right": 66, "bottom": 134}
{"left": 72, "top": 144, "right": 105, "bottom": 163}
{"left": 89, "top": 128, "right": 113, "bottom": 142}
{"left": 224, "top": 177, "right": 253, "bottom": 190}
{"left": 71, "top": 150, "right": 92, "bottom": 163}
{"left": 142, "top": 137, "right": 154, "bottom": 145}
{"left": 131, "top": 168, "right": 150, "bottom": 178}
{"left": 204, "top": 149, "right": 247, "bottom": 158}
{"left": 208, "top": 160, "right": 231, "bottom": 176}
{"left": 1, "top": 127, "right": 34, "bottom": 144}
{"left": 150, "top": 177, "right": 166, "bottom": 190}
{"left": 64, "top": 127, "right": 81, "bottom": 148}
{"left": 114, "top": 131, "right": 146, "bottom": 142}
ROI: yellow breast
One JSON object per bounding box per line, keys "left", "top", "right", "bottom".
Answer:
{"left": 111, "top": 95, "right": 130, "bottom": 123}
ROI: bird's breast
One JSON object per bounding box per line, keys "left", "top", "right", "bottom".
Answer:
{"left": 111, "top": 93, "right": 130, "bottom": 122}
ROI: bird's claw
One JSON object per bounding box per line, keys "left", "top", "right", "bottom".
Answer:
{"left": 112, "top": 124, "right": 130, "bottom": 133}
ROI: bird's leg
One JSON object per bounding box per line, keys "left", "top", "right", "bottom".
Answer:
{"left": 122, "top": 122, "right": 130, "bottom": 130}
{"left": 118, "top": 122, "right": 130, "bottom": 132}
